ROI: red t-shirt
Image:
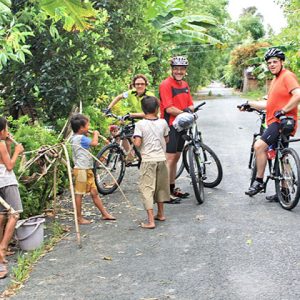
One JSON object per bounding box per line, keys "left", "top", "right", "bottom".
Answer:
{"left": 267, "top": 69, "right": 300, "bottom": 129}
{"left": 159, "top": 77, "right": 193, "bottom": 125}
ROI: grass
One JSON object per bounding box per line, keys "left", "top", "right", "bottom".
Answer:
{"left": 1, "top": 221, "right": 65, "bottom": 298}
{"left": 242, "top": 89, "right": 266, "bottom": 100}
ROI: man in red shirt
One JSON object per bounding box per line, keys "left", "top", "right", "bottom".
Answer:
{"left": 240, "top": 48, "right": 300, "bottom": 199}
{"left": 159, "top": 56, "right": 194, "bottom": 203}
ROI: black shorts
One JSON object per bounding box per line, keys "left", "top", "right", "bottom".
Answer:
{"left": 166, "top": 126, "right": 186, "bottom": 153}
{"left": 261, "top": 122, "right": 281, "bottom": 146}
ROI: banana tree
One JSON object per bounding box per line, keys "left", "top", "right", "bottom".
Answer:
{"left": 146, "top": 0, "right": 220, "bottom": 45}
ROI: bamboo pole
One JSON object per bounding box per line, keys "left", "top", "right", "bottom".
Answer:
{"left": 53, "top": 163, "right": 57, "bottom": 216}
{"left": 62, "top": 144, "right": 81, "bottom": 248}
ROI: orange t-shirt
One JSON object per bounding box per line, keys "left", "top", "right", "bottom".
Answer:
{"left": 267, "top": 69, "right": 299, "bottom": 129}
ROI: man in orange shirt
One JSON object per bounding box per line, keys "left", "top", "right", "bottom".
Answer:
{"left": 240, "top": 48, "right": 300, "bottom": 199}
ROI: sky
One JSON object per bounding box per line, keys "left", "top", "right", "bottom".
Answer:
{"left": 227, "top": 0, "right": 287, "bottom": 34}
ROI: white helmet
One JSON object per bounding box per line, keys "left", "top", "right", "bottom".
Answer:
{"left": 173, "top": 112, "right": 194, "bottom": 132}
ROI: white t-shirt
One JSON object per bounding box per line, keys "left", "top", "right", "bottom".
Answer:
{"left": 133, "top": 118, "right": 169, "bottom": 162}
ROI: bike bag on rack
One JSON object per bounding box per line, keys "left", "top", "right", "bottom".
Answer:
{"left": 279, "top": 116, "right": 295, "bottom": 136}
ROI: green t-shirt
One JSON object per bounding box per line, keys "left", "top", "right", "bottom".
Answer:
{"left": 122, "top": 89, "right": 154, "bottom": 112}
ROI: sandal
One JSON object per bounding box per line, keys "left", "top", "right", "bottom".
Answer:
{"left": 0, "top": 263, "right": 8, "bottom": 279}
{"left": 173, "top": 188, "right": 190, "bottom": 198}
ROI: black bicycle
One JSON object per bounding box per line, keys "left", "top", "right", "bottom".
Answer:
{"left": 178, "top": 102, "right": 223, "bottom": 204}
{"left": 93, "top": 113, "right": 141, "bottom": 195}
{"left": 176, "top": 105, "right": 223, "bottom": 189}
{"left": 240, "top": 106, "right": 300, "bottom": 210}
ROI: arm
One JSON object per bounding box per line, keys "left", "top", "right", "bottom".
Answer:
{"left": 133, "top": 136, "right": 142, "bottom": 148}
{"left": 282, "top": 88, "right": 300, "bottom": 113}
{"left": 108, "top": 94, "right": 123, "bottom": 110}
{"left": 90, "top": 131, "right": 100, "bottom": 147}
{"left": 164, "top": 136, "right": 169, "bottom": 144}
{"left": 248, "top": 100, "right": 267, "bottom": 110}
{"left": 0, "top": 142, "right": 24, "bottom": 171}
{"left": 129, "top": 112, "right": 145, "bottom": 119}
{"left": 165, "top": 106, "right": 184, "bottom": 116}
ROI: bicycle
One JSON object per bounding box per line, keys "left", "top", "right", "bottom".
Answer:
{"left": 93, "top": 112, "right": 141, "bottom": 195}
{"left": 177, "top": 102, "right": 223, "bottom": 204}
{"left": 238, "top": 105, "right": 300, "bottom": 210}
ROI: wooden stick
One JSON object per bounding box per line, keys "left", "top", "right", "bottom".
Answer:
{"left": 0, "top": 196, "right": 16, "bottom": 214}
{"left": 62, "top": 144, "right": 81, "bottom": 248}
{"left": 53, "top": 163, "right": 57, "bottom": 216}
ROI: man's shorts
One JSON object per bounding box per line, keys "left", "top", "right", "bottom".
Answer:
{"left": 139, "top": 161, "right": 170, "bottom": 210}
{"left": 261, "top": 122, "right": 282, "bottom": 146}
{"left": 166, "top": 125, "right": 186, "bottom": 153}
{"left": 73, "top": 169, "right": 97, "bottom": 195}
{"left": 0, "top": 185, "right": 23, "bottom": 213}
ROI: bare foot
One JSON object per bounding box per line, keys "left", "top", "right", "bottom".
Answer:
{"left": 154, "top": 215, "right": 166, "bottom": 221}
{"left": 101, "top": 214, "right": 116, "bottom": 221}
{"left": 0, "top": 263, "right": 7, "bottom": 279}
{"left": 0, "top": 249, "right": 7, "bottom": 264}
{"left": 141, "top": 222, "right": 155, "bottom": 229}
{"left": 78, "top": 217, "right": 92, "bottom": 225}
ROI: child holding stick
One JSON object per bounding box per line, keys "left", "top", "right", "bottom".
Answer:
{"left": 70, "top": 114, "right": 115, "bottom": 224}
{"left": 0, "top": 117, "right": 24, "bottom": 278}
{"left": 133, "top": 96, "right": 170, "bottom": 229}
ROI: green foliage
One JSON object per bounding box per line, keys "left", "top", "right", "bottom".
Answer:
{"left": 39, "top": 0, "right": 97, "bottom": 32}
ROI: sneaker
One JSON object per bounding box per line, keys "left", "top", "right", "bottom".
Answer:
{"left": 266, "top": 188, "right": 290, "bottom": 203}
{"left": 173, "top": 188, "right": 190, "bottom": 199}
{"left": 245, "top": 180, "right": 264, "bottom": 196}
{"left": 266, "top": 194, "right": 279, "bottom": 202}
{"left": 165, "top": 194, "right": 181, "bottom": 204}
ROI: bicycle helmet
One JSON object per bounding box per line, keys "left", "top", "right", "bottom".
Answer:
{"left": 173, "top": 112, "right": 194, "bottom": 132}
{"left": 264, "top": 48, "right": 285, "bottom": 61}
{"left": 170, "top": 56, "right": 189, "bottom": 67}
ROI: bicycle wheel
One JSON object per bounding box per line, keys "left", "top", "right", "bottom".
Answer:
{"left": 275, "top": 148, "right": 300, "bottom": 210}
{"left": 93, "top": 144, "right": 126, "bottom": 195}
{"left": 188, "top": 145, "right": 204, "bottom": 204}
{"left": 199, "top": 144, "right": 223, "bottom": 188}
{"left": 175, "top": 144, "right": 188, "bottom": 179}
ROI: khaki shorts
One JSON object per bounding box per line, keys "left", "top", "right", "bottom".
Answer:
{"left": 139, "top": 161, "right": 170, "bottom": 210}
{"left": 0, "top": 185, "right": 23, "bottom": 213}
{"left": 73, "top": 169, "right": 97, "bottom": 195}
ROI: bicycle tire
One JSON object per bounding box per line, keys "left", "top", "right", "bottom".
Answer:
{"left": 188, "top": 145, "right": 204, "bottom": 204}
{"left": 200, "top": 143, "right": 223, "bottom": 188}
{"left": 275, "top": 148, "right": 300, "bottom": 210}
{"left": 93, "top": 144, "right": 126, "bottom": 195}
{"left": 175, "top": 144, "right": 188, "bottom": 179}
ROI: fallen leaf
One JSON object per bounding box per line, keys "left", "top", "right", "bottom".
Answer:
{"left": 103, "top": 256, "right": 112, "bottom": 261}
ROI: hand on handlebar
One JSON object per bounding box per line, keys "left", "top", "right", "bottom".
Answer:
{"left": 102, "top": 107, "right": 111, "bottom": 115}
{"left": 121, "top": 113, "right": 131, "bottom": 121}
{"left": 237, "top": 102, "right": 253, "bottom": 112}
{"left": 183, "top": 107, "right": 193, "bottom": 113}
{"left": 274, "top": 110, "right": 286, "bottom": 119}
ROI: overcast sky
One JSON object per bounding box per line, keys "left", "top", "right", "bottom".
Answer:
{"left": 227, "top": 0, "right": 287, "bottom": 33}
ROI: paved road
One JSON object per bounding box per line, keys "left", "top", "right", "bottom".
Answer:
{"left": 9, "top": 95, "right": 300, "bottom": 299}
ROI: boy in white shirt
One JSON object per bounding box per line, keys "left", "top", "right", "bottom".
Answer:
{"left": 133, "top": 96, "right": 170, "bottom": 229}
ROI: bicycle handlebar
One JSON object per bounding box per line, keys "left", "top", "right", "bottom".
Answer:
{"left": 237, "top": 105, "right": 265, "bottom": 115}
{"left": 194, "top": 102, "right": 206, "bottom": 113}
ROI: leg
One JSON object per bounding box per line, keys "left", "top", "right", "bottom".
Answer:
{"left": 90, "top": 188, "right": 115, "bottom": 220}
{"left": 254, "top": 139, "right": 268, "bottom": 178}
{"left": 0, "top": 213, "right": 19, "bottom": 263}
{"left": 155, "top": 202, "right": 166, "bottom": 221}
{"left": 75, "top": 194, "right": 91, "bottom": 224}
{"left": 0, "top": 214, "right": 7, "bottom": 243}
{"left": 166, "top": 152, "right": 181, "bottom": 186}
{"left": 141, "top": 209, "right": 155, "bottom": 229}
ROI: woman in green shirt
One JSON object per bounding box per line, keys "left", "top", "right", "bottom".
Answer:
{"left": 105, "top": 74, "right": 154, "bottom": 118}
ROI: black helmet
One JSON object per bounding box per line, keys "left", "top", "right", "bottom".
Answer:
{"left": 170, "top": 56, "right": 189, "bottom": 67}
{"left": 264, "top": 48, "right": 285, "bottom": 62}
